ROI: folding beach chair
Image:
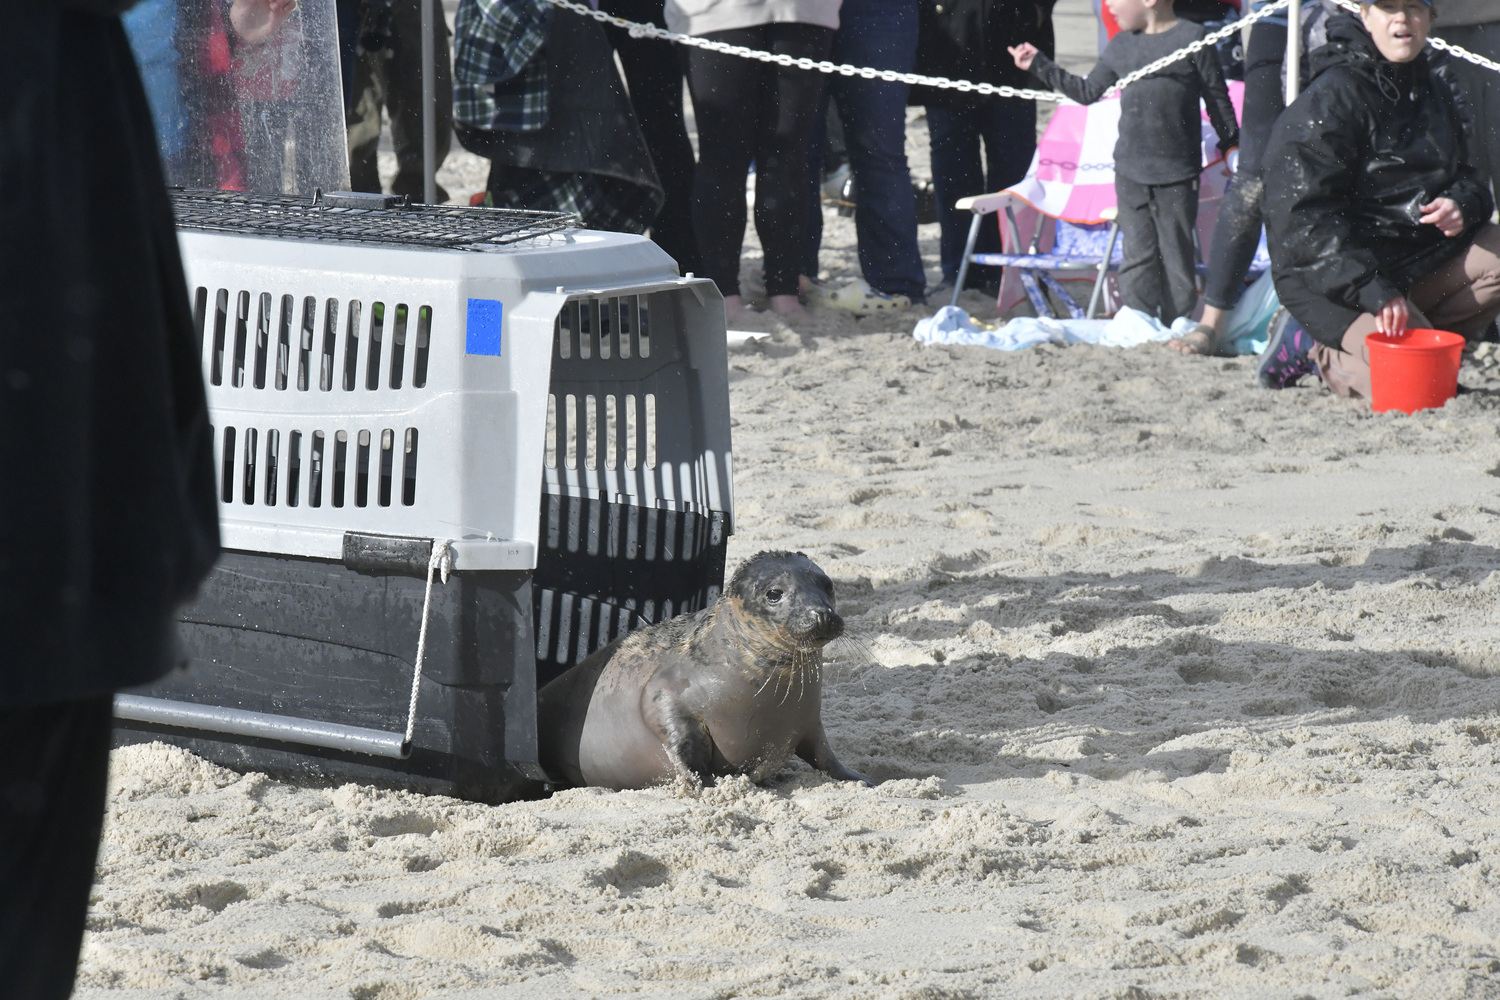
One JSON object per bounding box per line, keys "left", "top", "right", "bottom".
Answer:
{"left": 949, "top": 82, "right": 1248, "bottom": 320}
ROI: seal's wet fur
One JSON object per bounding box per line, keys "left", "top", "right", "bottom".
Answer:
{"left": 536, "top": 551, "right": 871, "bottom": 790}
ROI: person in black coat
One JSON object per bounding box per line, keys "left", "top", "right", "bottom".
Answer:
{"left": 1261, "top": 0, "right": 1500, "bottom": 398}
{"left": 0, "top": 3, "right": 221, "bottom": 996}
{"left": 912, "top": 0, "right": 1056, "bottom": 292}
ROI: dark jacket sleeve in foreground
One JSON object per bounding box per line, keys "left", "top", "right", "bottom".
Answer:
{"left": 0, "top": 5, "right": 220, "bottom": 708}
{"left": 1029, "top": 51, "right": 1119, "bottom": 104}
{"left": 1195, "top": 44, "right": 1240, "bottom": 153}
{"left": 1264, "top": 71, "right": 1402, "bottom": 325}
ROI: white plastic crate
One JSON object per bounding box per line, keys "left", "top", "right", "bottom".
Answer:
{"left": 181, "top": 208, "right": 733, "bottom": 573}
{"left": 113, "top": 193, "right": 733, "bottom": 800}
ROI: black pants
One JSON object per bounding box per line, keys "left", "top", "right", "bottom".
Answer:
{"left": 686, "top": 23, "right": 833, "bottom": 298}
{"left": 1203, "top": 22, "right": 1285, "bottom": 310}
{"left": 603, "top": 0, "right": 700, "bottom": 273}
{"left": 0, "top": 698, "right": 114, "bottom": 1000}
{"left": 1115, "top": 174, "right": 1199, "bottom": 323}
{"left": 346, "top": 0, "right": 455, "bottom": 203}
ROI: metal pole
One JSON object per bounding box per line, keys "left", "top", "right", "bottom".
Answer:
{"left": 421, "top": 0, "right": 438, "bottom": 204}
{"left": 1285, "top": 0, "right": 1302, "bottom": 105}
{"left": 115, "top": 695, "right": 412, "bottom": 758}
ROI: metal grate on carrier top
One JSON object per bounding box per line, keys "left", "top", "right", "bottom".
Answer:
{"left": 169, "top": 188, "right": 576, "bottom": 251}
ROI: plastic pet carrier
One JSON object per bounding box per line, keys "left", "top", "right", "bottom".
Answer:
{"left": 113, "top": 190, "right": 733, "bottom": 802}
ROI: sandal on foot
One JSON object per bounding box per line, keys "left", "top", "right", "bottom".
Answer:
{"left": 817, "top": 277, "right": 912, "bottom": 316}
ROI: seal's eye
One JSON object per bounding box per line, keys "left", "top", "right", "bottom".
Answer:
{"left": 765, "top": 588, "right": 784, "bottom": 604}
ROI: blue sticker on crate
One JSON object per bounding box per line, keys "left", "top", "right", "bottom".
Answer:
{"left": 466, "top": 298, "right": 503, "bottom": 356}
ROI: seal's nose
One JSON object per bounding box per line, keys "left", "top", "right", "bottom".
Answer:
{"left": 811, "top": 607, "right": 844, "bottom": 641}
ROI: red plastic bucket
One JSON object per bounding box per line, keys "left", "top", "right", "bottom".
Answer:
{"left": 1365, "top": 328, "right": 1465, "bottom": 413}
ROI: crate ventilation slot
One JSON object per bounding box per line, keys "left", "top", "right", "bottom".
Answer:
{"left": 215, "top": 424, "right": 419, "bottom": 508}
{"left": 201, "top": 289, "right": 433, "bottom": 393}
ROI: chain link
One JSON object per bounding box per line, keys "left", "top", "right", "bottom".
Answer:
{"left": 542, "top": 0, "right": 1061, "bottom": 100}
{"left": 540, "top": 0, "right": 1500, "bottom": 102}
{"left": 539, "top": 0, "right": 1296, "bottom": 102}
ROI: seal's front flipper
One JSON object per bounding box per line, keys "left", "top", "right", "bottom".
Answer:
{"left": 797, "top": 727, "right": 873, "bottom": 786}
{"left": 653, "top": 707, "right": 717, "bottom": 788}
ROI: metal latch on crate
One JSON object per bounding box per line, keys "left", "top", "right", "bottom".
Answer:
{"left": 312, "top": 189, "right": 410, "bottom": 211}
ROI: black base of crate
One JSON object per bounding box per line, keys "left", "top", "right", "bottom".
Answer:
{"left": 113, "top": 549, "right": 544, "bottom": 804}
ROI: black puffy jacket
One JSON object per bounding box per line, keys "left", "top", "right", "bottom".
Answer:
{"left": 1263, "top": 13, "right": 1494, "bottom": 347}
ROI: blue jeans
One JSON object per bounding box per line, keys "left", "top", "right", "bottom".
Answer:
{"left": 928, "top": 98, "right": 1037, "bottom": 286}
{"left": 804, "top": 0, "right": 926, "bottom": 300}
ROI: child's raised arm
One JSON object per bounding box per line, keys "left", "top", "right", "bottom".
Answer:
{"left": 1021, "top": 46, "right": 1118, "bottom": 106}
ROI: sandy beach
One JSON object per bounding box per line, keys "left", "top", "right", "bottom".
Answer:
{"left": 79, "top": 311, "right": 1500, "bottom": 998}
{"left": 77, "top": 3, "right": 1500, "bottom": 997}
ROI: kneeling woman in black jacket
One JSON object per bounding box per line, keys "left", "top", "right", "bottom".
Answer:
{"left": 1261, "top": 0, "right": 1500, "bottom": 397}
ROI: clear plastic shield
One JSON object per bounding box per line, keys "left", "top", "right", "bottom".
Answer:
{"left": 124, "top": 0, "right": 350, "bottom": 196}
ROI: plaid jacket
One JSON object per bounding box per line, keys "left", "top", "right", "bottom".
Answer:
{"left": 454, "top": 0, "right": 552, "bottom": 131}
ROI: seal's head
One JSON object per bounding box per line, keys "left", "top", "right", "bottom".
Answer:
{"left": 728, "top": 550, "right": 844, "bottom": 648}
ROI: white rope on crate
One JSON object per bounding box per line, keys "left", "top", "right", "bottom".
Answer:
{"left": 403, "top": 539, "right": 454, "bottom": 751}
{"left": 539, "top": 0, "right": 1500, "bottom": 103}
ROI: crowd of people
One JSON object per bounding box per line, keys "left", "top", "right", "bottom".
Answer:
{"left": 451, "top": 0, "right": 1058, "bottom": 319}
{"left": 115, "top": 0, "right": 1500, "bottom": 403}
{"left": 447, "top": 0, "right": 1500, "bottom": 405}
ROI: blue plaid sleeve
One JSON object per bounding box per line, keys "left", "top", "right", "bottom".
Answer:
{"left": 453, "top": 0, "right": 552, "bottom": 131}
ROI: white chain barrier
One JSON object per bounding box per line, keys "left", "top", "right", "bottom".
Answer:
{"left": 541, "top": 0, "right": 1291, "bottom": 103}
{"left": 541, "top": 0, "right": 1500, "bottom": 102}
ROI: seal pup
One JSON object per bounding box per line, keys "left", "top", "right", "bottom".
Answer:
{"left": 537, "top": 550, "right": 872, "bottom": 790}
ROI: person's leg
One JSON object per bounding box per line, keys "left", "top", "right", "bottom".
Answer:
{"left": 688, "top": 30, "right": 766, "bottom": 313}
{"left": 1199, "top": 174, "right": 1264, "bottom": 313}
{"left": 970, "top": 95, "right": 1037, "bottom": 290}
{"left": 1408, "top": 223, "right": 1500, "bottom": 338}
{"left": 384, "top": 0, "right": 453, "bottom": 202}
{"left": 752, "top": 23, "right": 835, "bottom": 307}
{"left": 978, "top": 95, "right": 1035, "bottom": 196}
{"left": 830, "top": 0, "right": 926, "bottom": 300}
{"left": 926, "top": 104, "right": 985, "bottom": 287}
{"left": 603, "top": 0, "right": 700, "bottom": 272}
{"left": 1113, "top": 174, "right": 1165, "bottom": 318}
{"left": 345, "top": 46, "right": 386, "bottom": 193}
{"left": 1184, "top": 22, "right": 1287, "bottom": 349}
{"left": 803, "top": 93, "right": 830, "bottom": 281}
{"left": 0, "top": 697, "right": 115, "bottom": 1000}
{"left": 1151, "top": 176, "right": 1200, "bottom": 323}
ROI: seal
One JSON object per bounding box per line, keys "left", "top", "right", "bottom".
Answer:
{"left": 537, "top": 550, "right": 872, "bottom": 790}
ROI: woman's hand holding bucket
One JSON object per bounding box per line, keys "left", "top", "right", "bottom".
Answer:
{"left": 1376, "top": 296, "right": 1411, "bottom": 337}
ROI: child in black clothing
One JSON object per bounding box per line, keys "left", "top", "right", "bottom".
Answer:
{"left": 1011, "top": 0, "right": 1238, "bottom": 326}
